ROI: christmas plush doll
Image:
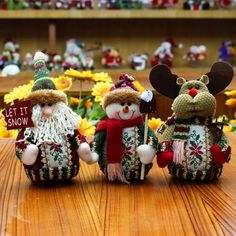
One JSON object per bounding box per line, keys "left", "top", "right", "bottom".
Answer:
{"left": 150, "top": 62, "right": 233, "bottom": 180}
{"left": 93, "top": 74, "right": 158, "bottom": 183}
{"left": 15, "top": 52, "right": 98, "bottom": 184}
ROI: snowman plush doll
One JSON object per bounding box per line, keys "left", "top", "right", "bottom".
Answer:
{"left": 93, "top": 74, "right": 158, "bottom": 183}
{"left": 15, "top": 52, "right": 98, "bottom": 184}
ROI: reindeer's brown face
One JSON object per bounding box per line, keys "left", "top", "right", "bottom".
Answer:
{"left": 149, "top": 62, "right": 234, "bottom": 120}
{"left": 172, "top": 77, "right": 216, "bottom": 119}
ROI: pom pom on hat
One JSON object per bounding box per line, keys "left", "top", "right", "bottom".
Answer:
{"left": 103, "top": 74, "right": 140, "bottom": 109}
{"left": 27, "top": 51, "right": 67, "bottom": 105}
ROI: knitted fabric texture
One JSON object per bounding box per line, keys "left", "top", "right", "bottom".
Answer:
{"left": 95, "top": 116, "right": 143, "bottom": 164}
{"left": 27, "top": 58, "right": 67, "bottom": 105}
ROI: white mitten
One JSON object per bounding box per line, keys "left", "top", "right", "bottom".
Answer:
{"left": 78, "top": 142, "right": 98, "bottom": 164}
{"left": 137, "top": 144, "right": 156, "bottom": 164}
{"left": 21, "top": 144, "right": 39, "bottom": 165}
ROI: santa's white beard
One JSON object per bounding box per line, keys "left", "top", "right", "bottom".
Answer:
{"left": 23, "top": 102, "right": 81, "bottom": 145}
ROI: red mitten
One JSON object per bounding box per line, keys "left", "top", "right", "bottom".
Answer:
{"left": 157, "top": 151, "right": 173, "bottom": 168}
{"left": 210, "top": 144, "right": 230, "bottom": 165}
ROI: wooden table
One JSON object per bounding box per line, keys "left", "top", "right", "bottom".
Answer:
{"left": 1, "top": 134, "right": 236, "bottom": 235}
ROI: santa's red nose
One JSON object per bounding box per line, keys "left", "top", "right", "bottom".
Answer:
{"left": 188, "top": 88, "right": 198, "bottom": 97}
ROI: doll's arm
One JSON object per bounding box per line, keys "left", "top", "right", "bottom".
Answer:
{"left": 137, "top": 127, "right": 158, "bottom": 164}
{"left": 210, "top": 132, "right": 231, "bottom": 165}
{"left": 74, "top": 130, "right": 98, "bottom": 164}
{"left": 157, "top": 125, "right": 175, "bottom": 168}
{"left": 15, "top": 129, "right": 38, "bottom": 166}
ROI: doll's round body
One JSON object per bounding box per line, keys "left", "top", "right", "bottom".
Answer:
{"left": 161, "top": 116, "right": 229, "bottom": 180}
{"left": 94, "top": 75, "right": 157, "bottom": 183}
{"left": 15, "top": 52, "right": 98, "bottom": 184}
{"left": 150, "top": 63, "right": 233, "bottom": 181}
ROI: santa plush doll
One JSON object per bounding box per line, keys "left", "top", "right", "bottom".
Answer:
{"left": 15, "top": 52, "right": 98, "bottom": 184}
{"left": 93, "top": 74, "right": 158, "bottom": 183}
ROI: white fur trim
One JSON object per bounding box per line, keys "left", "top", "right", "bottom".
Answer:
{"left": 34, "top": 51, "right": 47, "bottom": 62}
{"left": 137, "top": 144, "right": 156, "bottom": 164}
{"left": 21, "top": 144, "right": 39, "bottom": 165}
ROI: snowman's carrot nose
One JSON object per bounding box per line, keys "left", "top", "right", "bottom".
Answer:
{"left": 123, "top": 106, "right": 129, "bottom": 113}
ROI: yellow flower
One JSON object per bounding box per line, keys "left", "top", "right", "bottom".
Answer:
{"left": 230, "top": 119, "right": 236, "bottom": 124}
{"left": 91, "top": 82, "right": 112, "bottom": 104}
{"left": 225, "top": 98, "right": 236, "bottom": 107}
{"left": 0, "top": 126, "right": 18, "bottom": 138}
{"left": 70, "top": 97, "right": 81, "bottom": 106}
{"left": 223, "top": 124, "right": 232, "bottom": 132}
{"left": 148, "top": 117, "right": 163, "bottom": 132}
{"left": 53, "top": 76, "right": 72, "bottom": 91}
{"left": 77, "top": 118, "right": 95, "bottom": 138}
{"left": 133, "top": 80, "right": 145, "bottom": 93}
{"left": 225, "top": 90, "right": 236, "bottom": 97}
{"left": 4, "top": 80, "right": 34, "bottom": 104}
{"left": 65, "top": 68, "right": 94, "bottom": 81}
{"left": 93, "top": 72, "right": 112, "bottom": 83}
{"left": 0, "top": 111, "right": 6, "bottom": 127}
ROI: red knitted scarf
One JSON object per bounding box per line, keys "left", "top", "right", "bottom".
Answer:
{"left": 96, "top": 116, "right": 143, "bottom": 164}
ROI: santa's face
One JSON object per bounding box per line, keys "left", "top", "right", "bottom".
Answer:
{"left": 25, "top": 102, "right": 81, "bottom": 145}
{"left": 105, "top": 102, "right": 141, "bottom": 120}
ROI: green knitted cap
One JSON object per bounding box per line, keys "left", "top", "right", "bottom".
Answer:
{"left": 27, "top": 52, "right": 67, "bottom": 105}
{"left": 32, "top": 59, "right": 56, "bottom": 92}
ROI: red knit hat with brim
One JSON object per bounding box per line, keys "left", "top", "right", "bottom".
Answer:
{"left": 102, "top": 74, "right": 140, "bottom": 109}
{"left": 27, "top": 51, "right": 67, "bottom": 105}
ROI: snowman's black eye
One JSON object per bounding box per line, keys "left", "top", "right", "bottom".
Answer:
{"left": 121, "top": 102, "right": 125, "bottom": 106}
{"left": 41, "top": 103, "right": 45, "bottom": 107}
{"left": 195, "top": 85, "right": 200, "bottom": 89}
{"left": 48, "top": 103, "right": 52, "bottom": 107}
{"left": 127, "top": 102, "right": 132, "bottom": 106}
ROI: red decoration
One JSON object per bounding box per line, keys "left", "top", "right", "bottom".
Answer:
{"left": 2, "top": 100, "right": 34, "bottom": 130}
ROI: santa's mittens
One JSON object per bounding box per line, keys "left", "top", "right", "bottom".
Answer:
{"left": 210, "top": 144, "right": 231, "bottom": 165}
{"left": 137, "top": 144, "right": 156, "bottom": 164}
{"left": 21, "top": 144, "right": 39, "bottom": 166}
{"left": 157, "top": 151, "right": 173, "bottom": 168}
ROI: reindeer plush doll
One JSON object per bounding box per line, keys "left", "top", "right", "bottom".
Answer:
{"left": 150, "top": 62, "right": 234, "bottom": 180}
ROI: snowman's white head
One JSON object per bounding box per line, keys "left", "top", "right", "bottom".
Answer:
{"left": 105, "top": 101, "right": 141, "bottom": 120}
{"left": 103, "top": 74, "right": 141, "bottom": 120}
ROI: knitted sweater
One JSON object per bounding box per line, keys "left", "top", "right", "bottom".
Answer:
{"left": 15, "top": 129, "right": 86, "bottom": 183}
{"left": 94, "top": 123, "right": 158, "bottom": 182}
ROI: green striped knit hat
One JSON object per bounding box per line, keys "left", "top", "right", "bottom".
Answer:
{"left": 27, "top": 52, "right": 67, "bottom": 105}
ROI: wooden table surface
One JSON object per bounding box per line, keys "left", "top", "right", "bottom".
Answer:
{"left": 1, "top": 134, "right": 236, "bottom": 236}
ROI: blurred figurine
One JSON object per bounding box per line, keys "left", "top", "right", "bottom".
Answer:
{"left": 129, "top": 53, "right": 149, "bottom": 71}
{"left": 213, "top": 0, "right": 232, "bottom": 8}
{"left": 22, "top": 52, "right": 34, "bottom": 71}
{"left": 0, "top": 39, "right": 20, "bottom": 69}
{"left": 151, "top": 39, "right": 181, "bottom": 68}
{"left": 183, "top": 45, "right": 207, "bottom": 67}
{"left": 48, "top": 53, "right": 64, "bottom": 71}
{"left": 152, "top": 0, "right": 178, "bottom": 8}
{"left": 1, "top": 0, "right": 24, "bottom": 9}
{"left": 101, "top": 46, "right": 125, "bottom": 68}
{"left": 183, "top": 0, "right": 210, "bottom": 9}
{"left": 218, "top": 41, "right": 235, "bottom": 64}
{"left": 23, "top": 0, "right": 52, "bottom": 9}
{"left": 62, "top": 38, "right": 87, "bottom": 70}
{"left": 79, "top": 0, "right": 94, "bottom": 8}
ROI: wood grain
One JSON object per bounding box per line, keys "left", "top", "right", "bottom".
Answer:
{"left": 1, "top": 134, "right": 236, "bottom": 235}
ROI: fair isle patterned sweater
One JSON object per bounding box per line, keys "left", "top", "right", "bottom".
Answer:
{"left": 94, "top": 124, "right": 158, "bottom": 182}
{"left": 159, "top": 116, "right": 231, "bottom": 180}
{"left": 15, "top": 129, "right": 86, "bottom": 183}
